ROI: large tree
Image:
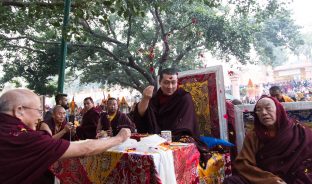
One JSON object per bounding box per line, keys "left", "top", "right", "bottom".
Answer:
{"left": 0, "top": 0, "right": 302, "bottom": 95}
{"left": 295, "top": 32, "right": 312, "bottom": 62}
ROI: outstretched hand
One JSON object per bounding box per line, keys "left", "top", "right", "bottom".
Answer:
{"left": 116, "top": 128, "right": 131, "bottom": 142}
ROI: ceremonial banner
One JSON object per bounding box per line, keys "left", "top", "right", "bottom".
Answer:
{"left": 178, "top": 66, "right": 227, "bottom": 140}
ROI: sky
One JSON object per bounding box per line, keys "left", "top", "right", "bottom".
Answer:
{"left": 291, "top": 0, "right": 312, "bottom": 32}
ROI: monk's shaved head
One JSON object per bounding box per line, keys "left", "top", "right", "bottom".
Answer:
{"left": 0, "top": 88, "right": 42, "bottom": 130}
{"left": 52, "top": 105, "right": 65, "bottom": 114}
{"left": 52, "top": 105, "right": 66, "bottom": 124}
{"left": 0, "top": 89, "right": 39, "bottom": 112}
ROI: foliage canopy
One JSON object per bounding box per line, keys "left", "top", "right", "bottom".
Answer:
{"left": 0, "top": 0, "right": 303, "bottom": 95}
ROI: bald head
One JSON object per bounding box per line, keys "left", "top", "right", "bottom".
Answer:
{"left": 52, "top": 105, "right": 65, "bottom": 114}
{"left": 0, "top": 89, "right": 42, "bottom": 130}
{"left": 0, "top": 89, "right": 39, "bottom": 113}
{"left": 52, "top": 105, "right": 66, "bottom": 124}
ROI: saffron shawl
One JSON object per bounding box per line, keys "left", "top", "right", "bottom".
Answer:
{"left": 254, "top": 96, "right": 312, "bottom": 183}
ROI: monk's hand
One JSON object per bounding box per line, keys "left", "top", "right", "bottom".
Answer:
{"left": 107, "top": 129, "right": 113, "bottom": 137}
{"left": 96, "top": 131, "right": 103, "bottom": 138}
{"left": 64, "top": 124, "right": 71, "bottom": 132}
{"left": 143, "top": 85, "right": 154, "bottom": 100}
{"left": 69, "top": 124, "right": 76, "bottom": 134}
{"left": 116, "top": 128, "right": 131, "bottom": 142}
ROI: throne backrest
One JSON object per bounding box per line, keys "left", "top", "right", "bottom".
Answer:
{"left": 178, "top": 66, "right": 228, "bottom": 140}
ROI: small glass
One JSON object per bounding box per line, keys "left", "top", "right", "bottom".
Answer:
{"left": 161, "top": 130, "right": 172, "bottom": 142}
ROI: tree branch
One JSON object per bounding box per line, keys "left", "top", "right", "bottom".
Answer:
{"left": 122, "top": 66, "right": 142, "bottom": 90}
{"left": 154, "top": 6, "right": 169, "bottom": 64}
{"left": 1, "top": 32, "right": 155, "bottom": 87}
{"left": 78, "top": 18, "right": 123, "bottom": 45}
{"left": 127, "top": 55, "right": 155, "bottom": 85}
{"left": 126, "top": 14, "right": 132, "bottom": 48}
{"left": 68, "top": 42, "right": 154, "bottom": 87}
{"left": 0, "top": 0, "right": 79, "bottom": 8}
{"left": 174, "top": 42, "right": 203, "bottom": 64}
{"left": 68, "top": 42, "right": 129, "bottom": 65}
{"left": 0, "top": 34, "right": 60, "bottom": 45}
{"left": 114, "top": 77, "right": 143, "bottom": 92}
{"left": 107, "top": 19, "right": 117, "bottom": 40}
{"left": 1, "top": 44, "right": 46, "bottom": 54}
{"left": 150, "top": 9, "right": 160, "bottom": 49}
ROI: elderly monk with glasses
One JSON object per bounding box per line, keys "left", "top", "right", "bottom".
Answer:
{"left": 0, "top": 88, "right": 131, "bottom": 184}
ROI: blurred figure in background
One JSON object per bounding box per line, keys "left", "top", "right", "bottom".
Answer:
{"left": 76, "top": 97, "right": 100, "bottom": 139}
{"left": 96, "top": 98, "right": 135, "bottom": 137}
{"left": 269, "top": 86, "right": 294, "bottom": 102}
{"left": 44, "top": 93, "right": 69, "bottom": 122}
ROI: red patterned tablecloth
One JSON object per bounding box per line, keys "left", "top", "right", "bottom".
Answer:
{"left": 50, "top": 143, "right": 200, "bottom": 184}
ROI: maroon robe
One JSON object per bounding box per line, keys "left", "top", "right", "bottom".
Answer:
{"left": 133, "top": 88, "right": 210, "bottom": 163}
{"left": 39, "top": 118, "right": 73, "bottom": 184}
{"left": 254, "top": 96, "right": 312, "bottom": 183}
{"left": 99, "top": 111, "right": 135, "bottom": 136}
{"left": 225, "top": 96, "right": 312, "bottom": 184}
{"left": 0, "top": 113, "right": 70, "bottom": 184}
{"left": 45, "top": 118, "right": 71, "bottom": 141}
{"left": 76, "top": 107, "right": 100, "bottom": 139}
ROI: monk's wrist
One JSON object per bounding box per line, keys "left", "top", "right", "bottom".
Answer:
{"left": 112, "top": 135, "right": 123, "bottom": 144}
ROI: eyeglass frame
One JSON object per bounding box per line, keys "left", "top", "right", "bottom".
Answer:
{"left": 22, "top": 106, "right": 44, "bottom": 114}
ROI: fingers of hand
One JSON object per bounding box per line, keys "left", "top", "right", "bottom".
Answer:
{"left": 119, "top": 128, "right": 130, "bottom": 137}
{"left": 144, "top": 86, "right": 154, "bottom": 97}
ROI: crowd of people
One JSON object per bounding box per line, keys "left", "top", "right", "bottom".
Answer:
{"left": 239, "top": 79, "right": 312, "bottom": 104}
{"left": 1, "top": 68, "right": 312, "bottom": 183}
{"left": 263, "top": 80, "right": 312, "bottom": 101}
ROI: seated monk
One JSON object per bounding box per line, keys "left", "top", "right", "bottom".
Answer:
{"left": 0, "top": 88, "right": 131, "bottom": 184}
{"left": 76, "top": 97, "right": 100, "bottom": 139}
{"left": 38, "top": 105, "right": 76, "bottom": 184}
{"left": 224, "top": 96, "right": 312, "bottom": 184}
{"left": 40, "top": 105, "right": 75, "bottom": 141}
{"left": 96, "top": 97, "right": 135, "bottom": 137}
{"left": 44, "top": 93, "right": 69, "bottom": 122}
{"left": 269, "top": 86, "right": 294, "bottom": 102}
{"left": 133, "top": 68, "right": 210, "bottom": 164}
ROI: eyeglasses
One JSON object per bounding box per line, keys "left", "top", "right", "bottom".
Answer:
{"left": 22, "top": 106, "right": 44, "bottom": 114}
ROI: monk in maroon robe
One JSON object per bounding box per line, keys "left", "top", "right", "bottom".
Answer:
{"left": 133, "top": 68, "right": 210, "bottom": 164}
{"left": 40, "top": 105, "right": 76, "bottom": 141}
{"left": 76, "top": 97, "right": 100, "bottom": 139}
{"left": 38, "top": 105, "right": 76, "bottom": 183}
{"left": 97, "top": 98, "right": 135, "bottom": 137}
{"left": 0, "top": 89, "right": 131, "bottom": 184}
{"left": 224, "top": 96, "right": 312, "bottom": 184}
